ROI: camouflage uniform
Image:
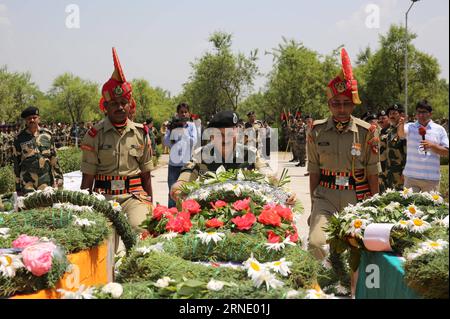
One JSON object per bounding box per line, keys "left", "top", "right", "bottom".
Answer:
{"left": 384, "top": 125, "right": 407, "bottom": 190}
{"left": 13, "top": 127, "right": 64, "bottom": 194}
{"left": 294, "top": 123, "right": 307, "bottom": 166}
{"left": 378, "top": 126, "right": 389, "bottom": 193}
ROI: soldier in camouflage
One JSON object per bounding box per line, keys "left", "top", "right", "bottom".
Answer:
{"left": 378, "top": 110, "right": 390, "bottom": 193}
{"left": 13, "top": 106, "right": 64, "bottom": 195}
{"left": 384, "top": 104, "right": 407, "bottom": 190}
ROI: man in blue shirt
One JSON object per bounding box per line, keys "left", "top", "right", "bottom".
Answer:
{"left": 398, "top": 100, "right": 449, "bottom": 192}
{"left": 163, "top": 103, "right": 198, "bottom": 207}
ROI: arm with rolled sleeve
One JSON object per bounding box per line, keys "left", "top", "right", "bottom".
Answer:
{"left": 80, "top": 134, "right": 98, "bottom": 176}
{"left": 307, "top": 130, "right": 320, "bottom": 174}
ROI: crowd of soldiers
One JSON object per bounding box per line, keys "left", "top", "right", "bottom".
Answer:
{"left": 0, "top": 121, "right": 95, "bottom": 167}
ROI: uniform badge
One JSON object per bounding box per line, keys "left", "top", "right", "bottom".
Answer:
{"left": 233, "top": 113, "right": 238, "bottom": 124}
{"left": 114, "top": 85, "right": 124, "bottom": 96}
{"left": 351, "top": 143, "right": 362, "bottom": 156}
{"left": 88, "top": 127, "right": 98, "bottom": 137}
{"left": 334, "top": 81, "right": 347, "bottom": 93}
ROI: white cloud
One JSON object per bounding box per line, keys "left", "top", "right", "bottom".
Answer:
{"left": 0, "top": 4, "right": 11, "bottom": 26}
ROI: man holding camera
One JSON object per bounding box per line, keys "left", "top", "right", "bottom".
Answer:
{"left": 163, "top": 103, "right": 198, "bottom": 207}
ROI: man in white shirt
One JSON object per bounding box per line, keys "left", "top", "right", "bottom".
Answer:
{"left": 398, "top": 100, "right": 449, "bottom": 192}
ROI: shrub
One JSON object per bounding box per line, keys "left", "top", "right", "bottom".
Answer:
{"left": 56, "top": 147, "right": 82, "bottom": 174}
{"left": 0, "top": 166, "right": 15, "bottom": 195}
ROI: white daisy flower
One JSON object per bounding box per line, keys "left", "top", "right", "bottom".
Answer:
{"left": 136, "top": 243, "right": 165, "bottom": 255}
{"left": 42, "top": 186, "right": 55, "bottom": 198}
{"left": 286, "top": 290, "right": 300, "bottom": 299}
{"left": 215, "top": 166, "right": 226, "bottom": 175}
{"left": 304, "top": 289, "right": 335, "bottom": 299}
{"left": 110, "top": 200, "right": 122, "bottom": 213}
{"left": 408, "top": 217, "right": 431, "bottom": 233}
{"left": 154, "top": 276, "right": 175, "bottom": 288}
{"left": 0, "top": 254, "right": 24, "bottom": 278}
{"left": 432, "top": 216, "right": 449, "bottom": 228}
{"left": 383, "top": 188, "right": 397, "bottom": 195}
{"left": 92, "top": 192, "right": 106, "bottom": 201}
{"left": 198, "top": 190, "right": 211, "bottom": 201}
{"left": 404, "top": 205, "right": 424, "bottom": 219}
{"left": 79, "top": 189, "right": 90, "bottom": 195}
{"left": 267, "top": 258, "right": 292, "bottom": 277}
{"left": 400, "top": 187, "right": 414, "bottom": 199}
{"left": 196, "top": 231, "right": 225, "bottom": 245}
{"left": 419, "top": 239, "right": 448, "bottom": 253}
{"left": 160, "top": 231, "right": 178, "bottom": 241}
{"left": 346, "top": 218, "right": 370, "bottom": 237}
{"left": 251, "top": 269, "right": 284, "bottom": 291}
{"left": 101, "top": 282, "right": 123, "bottom": 299}
{"left": 236, "top": 170, "right": 245, "bottom": 181}
{"left": 243, "top": 254, "right": 266, "bottom": 279}
{"left": 206, "top": 279, "right": 225, "bottom": 291}
{"left": 0, "top": 228, "right": 10, "bottom": 239}
{"left": 427, "top": 192, "right": 444, "bottom": 205}
{"left": 395, "top": 220, "right": 409, "bottom": 230}
{"left": 58, "top": 285, "right": 97, "bottom": 299}
{"left": 73, "top": 217, "right": 96, "bottom": 227}
{"left": 406, "top": 249, "right": 427, "bottom": 261}
{"left": 384, "top": 201, "right": 401, "bottom": 212}
{"left": 264, "top": 242, "right": 286, "bottom": 252}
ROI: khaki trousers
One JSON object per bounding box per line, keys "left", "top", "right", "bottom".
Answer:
{"left": 404, "top": 176, "right": 440, "bottom": 193}
{"left": 308, "top": 185, "right": 358, "bottom": 261}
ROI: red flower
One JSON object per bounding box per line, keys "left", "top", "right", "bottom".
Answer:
{"left": 210, "top": 200, "right": 227, "bottom": 210}
{"left": 258, "top": 208, "right": 281, "bottom": 227}
{"left": 165, "top": 211, "right": 192, "bottom": 234}
{"left": 286, "top": 224, "right": 299, "bottom": 243}
{"left": 232, "top": 198, "right": 251, "bottom": 212}
{"left": 205, "top": 218, "right": 224, "bottom": 229}
{"left": 231, "top": 212, "right": 256, "bottom": 231}
{"left": 267, "top": 231, "right": 281, "bottom": 243}
{"left": 182, "top": 199, "right": 201, "bottom": 215}
{"left": 139, "top": 230, "right": 150, "bottom": 240}
{"left": 275, "top": 205, "right": 293, "bottom": 221}
{"left": 152, "top": 204, "right": 169, "bottom": 221}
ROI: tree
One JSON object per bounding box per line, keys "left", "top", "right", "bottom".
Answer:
{"left": 131, "top": 78, "right": 174, "bottom": 126}
{"left": 361, "top": 25, "right": 443, "bottom": 114}
{"left": 48, "top": 73, "right": 100, "bottom": 124}
{"left": 181, "top": 31, "right": 259, "bottom": 120}
{"left": 0, "top": 66, "right": 41, "bottom": 123}
{"left": 265, "top": 38, "right": 331, "bottom": 121}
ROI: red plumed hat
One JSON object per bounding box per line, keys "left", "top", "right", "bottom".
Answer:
{"left": 326, "top": 48, "right": 361, "bottom": 105}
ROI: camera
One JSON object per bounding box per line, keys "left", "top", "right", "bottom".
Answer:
{"left": 167, "top": 116, "right": 190, "bottom": 131}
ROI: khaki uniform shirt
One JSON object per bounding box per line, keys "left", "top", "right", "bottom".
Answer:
{"left": 80, "top": 117, "right": 153, "bottom": 177}
{"left": 307, "top": 115, "right": 381, "bottom": 176}
{"left": 178, "top": 143, "right": 273, "bottom": 183}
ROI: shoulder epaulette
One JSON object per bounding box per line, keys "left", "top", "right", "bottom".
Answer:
{"left": 312, "top": 119, "right": 327, "bottom": 128}
{"left": 353, "top": 117, "right": 373, "bottom": 131}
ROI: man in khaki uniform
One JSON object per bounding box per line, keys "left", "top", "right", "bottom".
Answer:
{"left": 307, "top": 48, "right": 380, "bottom": 261}
{"left": 80, "top": 48, "right": 153, "bottom": 233}
{"left": 170, "top": 110, "right": 297, "bottom": 206}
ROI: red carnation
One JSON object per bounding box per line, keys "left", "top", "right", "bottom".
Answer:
{"left": 205, "top": 218, "right": 224, "bottom": 229}
{"left": 275, "top": 205, "right": 293, "bottom": 221}
{"left": 232, "top": 198, "right": 251, "bottom": 212}
{"left": 286, "top": 224, "right": 299, "bottom": 243}
{"left": 258, "top": 208, "right": 282, "bottom": 227}
{"left": 182, "top": 199, "right": 201, "bottom": 215}
{"left": 165, "top": 211, "right": 192, "bottom": 234}
{"left": 231, "top": 212, "right": 256, "bottom": 231}
{"left": 210, "top": 200, "right": 227, "bottom": 210}
{"left": 267, "top": 231, "right": 281, "bottom": 243}
{"left": 152, "top": 204, "right": 169, "bottom": 221}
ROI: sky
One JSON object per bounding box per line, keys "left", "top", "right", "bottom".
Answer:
{"left": 0, "top": 0, "right": 448, "bottom": 96}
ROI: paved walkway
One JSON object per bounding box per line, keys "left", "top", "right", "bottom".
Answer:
{"left": 152, "top": 152, "right": 311, "bottom": 244}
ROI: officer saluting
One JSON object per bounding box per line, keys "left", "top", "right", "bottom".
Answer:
{"left": 13, "top": 106, "right": 64, "bottom": 195}
{"left": 170, "top": 110, "right": 297, "bottom": 206}
{"left": 307, "top": 48, "right": 380, "bottom": 261}
{"left": 80, "top": 48, "right": 153, "bottom": 232}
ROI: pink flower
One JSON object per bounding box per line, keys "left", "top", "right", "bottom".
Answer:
{"left": 232, "top": 198, "right": 251, "bottom": 212}
{"left": 12, "top": 235, "right": 39, "bottom": 249}
{"left": 210, "top": 200, "right": 227, "bottom": 210}
{"left": 182, "top": 199, "right": 201, "bottom": 215}
{"left": 22, "top": 242, "right": 56, "bottom": 277}
{"left": 231, "top": 212, "right": 256, "bottom": 231}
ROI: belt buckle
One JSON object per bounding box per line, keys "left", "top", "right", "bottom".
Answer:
{"left": 111, "top": 180, "right": 125, "bottom": 191}
{"left": 335, "top": 176, "right": 350, "bottom": 187}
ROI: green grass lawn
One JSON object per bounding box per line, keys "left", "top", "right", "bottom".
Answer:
{"left": 440, "top": 165, "right": 449, "bottom": 202}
